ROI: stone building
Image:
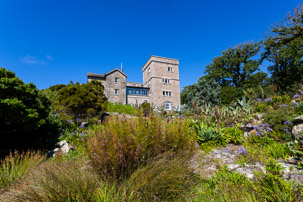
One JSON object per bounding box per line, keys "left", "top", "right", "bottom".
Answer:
{"left": 87, "top": 55, "right": 180, "bottom": 110}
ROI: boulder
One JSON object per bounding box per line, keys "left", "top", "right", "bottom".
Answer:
{"left": 48, "top": 140, "right": 75, "bottom": 158}
{"left": 292, "top": 116, "right": 303, "bottom": 139}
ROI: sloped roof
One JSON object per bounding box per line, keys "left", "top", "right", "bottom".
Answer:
{"left": 105, "top": 68, "right": 127, "bottom": 78}
{"left": 87, "top": 72, "right": 105, "bottom": 78}
{"left": 87, "top": 68, "right": 127, "bottom": 79}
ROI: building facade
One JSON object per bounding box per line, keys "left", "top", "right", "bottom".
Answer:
{"left": 87, "top": 55, "right": 180, "bottom": 110}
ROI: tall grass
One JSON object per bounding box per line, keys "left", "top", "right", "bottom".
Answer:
{"left": 86, "top": 115, "right": 196, "bottom": 180}
{"left": 6, "top": 160, "right": 100, "bottom": 201}
{"left": 0, "top": 151, "right": 45, "bottom": 191}
{"left": 128, "top": 153, "right": 198, "bottom": 201}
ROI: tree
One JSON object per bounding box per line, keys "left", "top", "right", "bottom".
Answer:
{"left": 0, "top": 67, "right": 51, "bottom": 133}
{"left": 205, "top": 42, "right": 262, "bottom": 89}
{"left": 186, "top": 77, "right": 220, "bottom": 107}
{"left": 180, "top": 84, "right": 196, "bottom": 105}
{"left": 0, "top": 67, "right": 60, "bottom": 153}
{"left": 220, "top": 86, "right": 241, "bottom": 104}
{"left": 53, "top": 80, "right": 108, "bottom": 120}
{"left": 262, "top": 4, "right": 303, "bottom": 92}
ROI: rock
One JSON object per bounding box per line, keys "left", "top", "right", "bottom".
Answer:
{"left": 289, "top": 173, "right": 303, "bottom": 185}
{"left": 241, "top": 123, "right": 255, "bottom": 132}
{"left": 227, "top": 164, "right": 241, "bottom": 171}
{"left": 56, "top": 140, "right": 67, "bottom": 147}
{"left": 257, "top": 113, "right": 264, "bottom": 121}
{"left": 292, "top": 116, "right": 303, "bottom": 138}
{"left": 293, "top": 115, "right": 303, "bottom": 124}
{"left": 235, "top": 167, "right": 255, "bottom": 179}
{"left": 48, "top": 140, "right": 75, "bottom": 158}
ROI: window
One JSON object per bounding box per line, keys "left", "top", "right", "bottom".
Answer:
{"left": 115, "top": 77, "right": 119, "bottom": 83}
{"left": 115, "top": 89, "right": 119, "bottom": 95}
{"left": 162, "top": 78, "right": 170, "bottom": 84}
{"left": 164, "top": 101, "right": 171, "bottom": 110}
{"left": 168, "top": 67, "right": 174, "bottom": 72}
{"left": 148, "top": 67, "right": 151, "bottom": 73}
{"left": 162, "top": 91, "right": 172, "bottom": 97}
{"left": 126, "top": 87, "right": 149, "bottom": 96}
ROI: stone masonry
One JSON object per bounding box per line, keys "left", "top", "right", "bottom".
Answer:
{"left": 87, "top": 56, "right": 181, "bottom": 110}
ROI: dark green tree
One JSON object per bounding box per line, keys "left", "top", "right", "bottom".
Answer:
{"left": 261, "top": 4, "right": 303, "bottom": 92}
{"left": 220, "top": 86, "right": 241, "bottom": 104}
{"left": 180, "top": 84, "right": 196, "bottom": 105}
{"left": 205, "top": 42, "right": 262, "bottom": 88}
{"left": 49, "top": 84, "right": 66, "bottom": 92}
{"left": 53, "top": 80, "right": 108, "bottom": 120}
{"left": 0, "top": 67, "right": 50, "bottom": 133}
{"left": 0, "top": 67, "right": 60, "bottom": 153}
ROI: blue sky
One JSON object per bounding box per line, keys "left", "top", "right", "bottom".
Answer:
{"left": 0, "top": 0, "right": 301, "bottom": 90}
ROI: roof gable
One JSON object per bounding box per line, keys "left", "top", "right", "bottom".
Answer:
{"left": 105, "top": 68, "right": 127, "bottom": 78}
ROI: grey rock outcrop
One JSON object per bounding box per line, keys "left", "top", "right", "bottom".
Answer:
{"left": 48, "top": 140, "right": 75, "bottom": 158}
{"left": 292, "top": 115, "right": 303, "bottom": 139}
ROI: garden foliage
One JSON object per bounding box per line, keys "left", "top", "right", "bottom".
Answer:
{"left": 53, "top": 80, "right": 108, "bottom": 121}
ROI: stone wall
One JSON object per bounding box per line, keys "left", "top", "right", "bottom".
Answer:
{"left": 142, "top": 56, "right": 180, "bottom": 109}
{"left": 105, "top": 71, "right": 127, "bottom": 104}
{"left": 127, "top": 95, "right": 150, "bottom": 106}
{"left": 126, "top": 81, "right": 142, "bottom": 87}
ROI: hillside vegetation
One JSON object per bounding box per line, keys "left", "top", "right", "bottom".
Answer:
{"left": 1, "top": 4, "right": 303, "bottom": 201}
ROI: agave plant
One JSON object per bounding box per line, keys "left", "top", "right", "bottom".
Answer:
{"left": 197, "top": 128, "right": 221, "bottom": 144}
{"left": 295, "top": 102, "right": 303, "bottom": 115}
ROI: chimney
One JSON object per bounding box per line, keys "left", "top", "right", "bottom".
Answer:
{"left": 121, "top": 62, "right": 123, "bottom": 72}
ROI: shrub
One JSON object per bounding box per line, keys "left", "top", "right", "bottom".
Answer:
{"left": 128, "top": 154, "right": 198, "bottom": 201}
{"left": 288, "top": 132, "right": 303, "bottom": 169}
{"left": 221, "top": 125, "right": 244, "bottom": 144}
{"left": 263, "top": 106, "right": 295, "bottom": 135}
{"left": 53, "top": 80, "right": 107, "bottom": 121}
{"left": 86, "top": 115, "right": 196, "bottom": 180}
{"left": 140, "top": 102, "right": 153, "bottom": 117}
{"left": 220, "top": 86, "right": 241, "bottom": 104}
{"left": 295, "top": 102, "right": 303, "bottom": 115}
{"left": 197, "top": 128, "right": 223, "bottom": 145}
{"left": 190, "top": 120, "right": 227, "bottom": 146}
{"left": 0, "top": 151, "right": 45, "bottom": 191}
{"left": 107, "top": 102, "right": 137, "bottom": 115}
{"left": 0, "top": 67, "right": 60, "bottom": 152}
{"left": 253, "top": 160, "right": 298, "bottom": 201}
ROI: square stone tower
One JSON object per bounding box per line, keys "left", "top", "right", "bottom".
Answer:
{"left": 142, "top": 56, "right": 180, "bottom": 110}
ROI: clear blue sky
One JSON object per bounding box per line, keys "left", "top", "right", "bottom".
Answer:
{"left": 0, "top": 0, "right": 301, "bottom": 90}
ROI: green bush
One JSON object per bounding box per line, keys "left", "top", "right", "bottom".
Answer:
{"left": 263, "top": 106, "right": 295, "bottom": 135}
{"left": 220, "top": 86, "right": 242, "bottom": 104}
{"left": 0, "top": 67, "right": 61, "bottom": 152}
{"left": 140, "top": 102, "right": 153, "bottom": 117}
{"left": 295, "top": 102, "right": 303, "bottom": 115}
{"left": 288, "top": 132, "right": 303, "bottom": 169}
{"left": 222, "top": 125, "right": 244, "bottom": 144}
{"left": 107, "top": 102, "right": 137, "bottom": 115}
{"left": 53, "top": 80, "right": 108, "bottom": 121}
{"left": 197, "top": 128, "right": 223, "bottom": 145}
